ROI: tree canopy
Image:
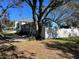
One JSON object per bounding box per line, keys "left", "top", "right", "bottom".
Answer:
{"left": 20, "top": 0, "right": 71, "bottom": 39}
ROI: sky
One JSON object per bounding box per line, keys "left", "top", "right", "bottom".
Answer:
{"left": 9, "top": 0, "right": 49, "bottom": 21}
{"left": 0, "top": 0, "right": 79, "bottom": 21}
{"left": 8, "top": 2, "right": 33, "bottom": 21}
{"left": 1, "top": 0, "right": 48, "bottom": 21}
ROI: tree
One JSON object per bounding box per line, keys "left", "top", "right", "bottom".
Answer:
{"left": 48, "top": 5, "right": 74, "bottom": 27}
{"left": 63, "top": 1, "right": 79, "bottom": 27}
{"left": 67, "top": 2, "right": 79, "bottom": 27}
{"left": 0, "top": 0, "right": 21, "bottom": 32}
{"left": 19, "top": 0, "right": 71, "bottom": 40}
{"left": 73, "top": 3, "right": 79, "bottom": 27}
{"left": 49, "top": 1, "right": 79, "bottom": 28}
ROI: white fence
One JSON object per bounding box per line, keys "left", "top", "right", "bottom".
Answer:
{"left": 41, "top": 27, "right": 79, "bottom": 39}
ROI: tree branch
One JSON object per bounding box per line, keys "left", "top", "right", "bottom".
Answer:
{"left": 38, "top": 0, "right": 43, "bottom": 22}
{"left": 42, "top": 0, "right": 56, "bottom": 16}
{"left": 25, "top": 0, "right": 33, "bottom": 8}
{"left": 0, "top": 4, "right": 14, "bottom": 17}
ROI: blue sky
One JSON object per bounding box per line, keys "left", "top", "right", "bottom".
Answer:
{"left": 8, "top": 3, "right": 32, "bottom": 21}
{"left": 0, "top": 0, "right": 79, "bottom": 21}
{"left": 8, "top": 0, "right": 49, "bottom": 21}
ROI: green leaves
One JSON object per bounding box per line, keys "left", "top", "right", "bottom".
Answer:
{"left": 75, "top": 3, "right": 79, "bottom": 8}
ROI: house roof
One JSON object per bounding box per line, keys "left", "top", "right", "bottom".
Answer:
{"left": 15, "top": 19, "right": 33, "bottom": 22}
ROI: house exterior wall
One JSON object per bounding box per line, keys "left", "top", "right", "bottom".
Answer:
{"left": 14, "top": 21, "right": 34, "bottom": 36}
{"left": 42, "top": 27, "right": 79, "bottom": 39}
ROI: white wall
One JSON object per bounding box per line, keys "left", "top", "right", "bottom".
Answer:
{"left": 42, "top": 27, "right": 79, "bottom": 39}
{"left": 57, "top": 28, "right": 79, "bottom": 38}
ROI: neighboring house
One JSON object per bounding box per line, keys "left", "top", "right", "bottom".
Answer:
{"left": 14, "top": 20, "right": 79, "bottom": 38}
{"left": 14, "top": 20, "right": 35, "bottom": 36}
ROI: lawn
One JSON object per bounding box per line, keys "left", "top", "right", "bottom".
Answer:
{"left": 0, "top": 37, "right": 79, "bottom": 59}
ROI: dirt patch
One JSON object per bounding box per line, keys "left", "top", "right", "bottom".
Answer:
{"left": 0, "top": 40, "right": 79, "bottom": 59}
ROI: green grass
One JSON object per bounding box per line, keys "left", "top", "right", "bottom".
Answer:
{"left": 52, "top": 37, "right": 79, "bottom": 43}
{"left": 0, "top": 32, "right": 16, "bottom": 36}
{"left": 43, "top": 37, "right": 79, "bottom": 59}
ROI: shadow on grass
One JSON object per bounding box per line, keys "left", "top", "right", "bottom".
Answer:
{"left": 42, "top": 40, "right": 79, "bottom": 59}
{"left": 0, "top": 40, "right": 20, "bottom": 44}
{"left": 55, "top": 37, "right": 79, "bottom": 44}
{"left": 0, "top": 41, "right": 36, "bottom": 59}
{"left": 0, "top": 44, "right": 17, "bottom": 59}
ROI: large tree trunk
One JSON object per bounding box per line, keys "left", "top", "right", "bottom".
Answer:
{"left": 35, "top": 22, "right": 42, "bottom": 40}
{"left": 0, "top": 24, "right": 2, "bottom": 32}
